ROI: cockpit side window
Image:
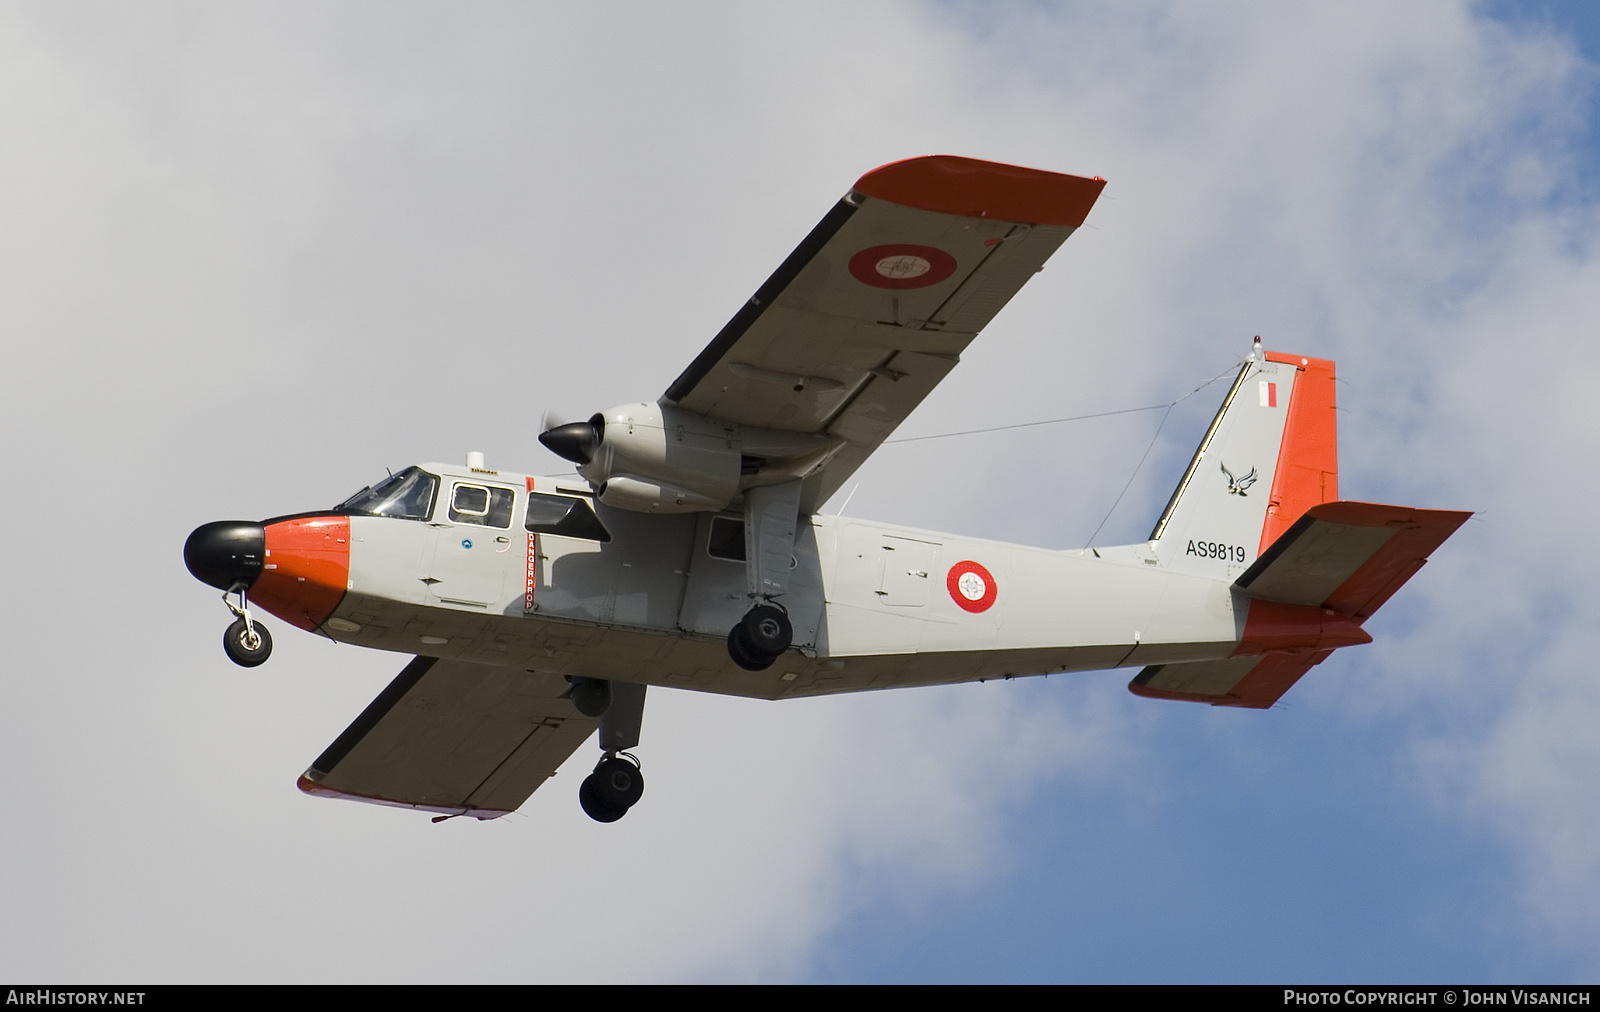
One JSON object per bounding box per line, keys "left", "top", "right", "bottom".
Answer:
{"left": 525, "top": 492, "right": 611, "bottom": 542}
{"left": 449, "top": 483, "right": 514, "bottom": 528}
{"left": 337, "top": 467, "right": 439, "bottom": 521}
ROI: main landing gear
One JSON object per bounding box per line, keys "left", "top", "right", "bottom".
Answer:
{"left": 726, "top": 479, "right": 802, "bottom": 671}
{"left": 727, "top": 603, "right": 792, "bottom": 671}
{"left": 570, "top": 677, "right": 649, "bottom": 823}
{"left": 579, "top": 754, "right": 645, "bottom": 823}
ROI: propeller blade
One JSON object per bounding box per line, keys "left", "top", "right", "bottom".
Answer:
{"left": 539, "top": 408, "right": 571, "bottom": 433}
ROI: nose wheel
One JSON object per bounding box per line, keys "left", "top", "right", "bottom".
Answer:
{"left": 579, "top": 754, "right": 645, "bottom": 823}
{"left": 220, "top": 587, "right": 272, "bottom": 668}
{"left": 223, "top": 617, "right": 273, "bottom": 667}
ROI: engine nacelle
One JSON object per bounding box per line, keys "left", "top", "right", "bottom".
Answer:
{"left": 579, "top": 402, "right": 742, "bottom": 511}
{"left": 540, "top": 400, "right": 843, "bottom": 514}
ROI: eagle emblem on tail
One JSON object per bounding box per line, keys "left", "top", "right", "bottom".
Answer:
{"left": 1221, "top": 462, "right": 1257, "bottom": 496}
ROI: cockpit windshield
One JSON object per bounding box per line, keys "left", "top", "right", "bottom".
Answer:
{"left": 337, "top": 466, "right": 439, "bottom": 521}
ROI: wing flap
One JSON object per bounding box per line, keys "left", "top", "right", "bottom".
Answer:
{"left": 298, "top": 657, "right": 597, "bottom": 820}
{"left": 799, "top": 350, "right": 961, "bottom": 508}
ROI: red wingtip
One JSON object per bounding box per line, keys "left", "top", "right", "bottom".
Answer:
{"left": 853, "top": 155, "right": 1106, "bottom": 228}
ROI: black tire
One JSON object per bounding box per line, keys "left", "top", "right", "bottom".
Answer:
{"left": 579, "top": 775, "right": 629, "bottom": 823}
{"left": 591, "top": 756, "right": 645, "bottom": 809}
{"left": 740, "top": 605, "right": 792, "bottom": 654}
{"left": 223, "top": 618, "right": 272, "bottom": 668}
{"left": 727, "top": 625, "right": 775, "bottom": 671}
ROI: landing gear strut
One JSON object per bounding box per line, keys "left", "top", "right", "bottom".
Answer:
{"left": 221, "top": 586, "right": 272, "bottom": 668}
{"left": 727, "top": 479, "right": 802, "bottom": 670}
{"left": 572, "top": 678, "right": 649, "bottom": 823}
{"left": 183, "top": 520, "right": 271, "bottom": 668}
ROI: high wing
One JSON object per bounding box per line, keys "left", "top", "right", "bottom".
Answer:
{"left": 663, "top": 155, "right": 1106, "bottom": 513}
{"left": 1130, "top": 501, "right": 1472, "bottom": 708}
{"left": 297, "top": 657, "right": 597, "bottom": 819}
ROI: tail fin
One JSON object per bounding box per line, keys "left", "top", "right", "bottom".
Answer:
{"left": 1148, "top": 342, "right": 1338, "bottom": 576}
{"left": 1131, "top": 349, "right": 1471, "bottom": 709}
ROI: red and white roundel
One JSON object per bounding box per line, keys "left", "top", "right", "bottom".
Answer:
{"left": 848, "top": 244, "right": 958, "bottom": 290}
{"left": 947, "top": 560, "right": 997, "bottom": 613}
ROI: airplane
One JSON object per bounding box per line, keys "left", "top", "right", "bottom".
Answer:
{"left": 183, "top": 155, "right": 1471, "bottom": 824}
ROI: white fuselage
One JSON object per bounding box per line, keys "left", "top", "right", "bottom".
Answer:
{"left": 319, "top": 462, "right": 1248, "bottom": 701}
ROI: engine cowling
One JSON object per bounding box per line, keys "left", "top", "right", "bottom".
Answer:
{"left": 539, "top": 401, "right": 842, "bottom": 514}
{"left": 582, "top": 402, "right": 741, "bottom": 511}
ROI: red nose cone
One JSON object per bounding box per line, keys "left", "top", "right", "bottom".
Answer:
{"left": 253, "top": 516, "right": 350, "bottom": 631}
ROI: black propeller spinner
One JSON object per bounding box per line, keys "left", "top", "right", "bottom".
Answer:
{"left": 539, "top": 413, "right": 605, "bottom": 465}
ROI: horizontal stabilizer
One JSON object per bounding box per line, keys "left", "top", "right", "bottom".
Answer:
{"left": 1235, "top": 501, "right": 1472, "bottom": 617}
{"left": 1129, "top": 500, "right": 1470, "bottom": 708}
{"left": 298, "top": 657, "right": 597, "bottom": 819}
{"left": 1130, "top": 653, "right": 1327, "bottom": 709}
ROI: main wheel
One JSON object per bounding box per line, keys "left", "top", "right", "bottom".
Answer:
{"left": 740, "top": 605, "right": 792, "bottom": 654}
{"left": 590, "top": 756, "right": 645, "bottom": 809}
{"left": 223, "top": 618, "right": 272, "bottom": 668}
{"left": 579, "top": 775, "right": 629, "bottom": 823}
{"left": 727, "top": 625, "right": 775, "bottom": 671}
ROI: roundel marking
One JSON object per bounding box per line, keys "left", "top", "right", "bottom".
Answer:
{"left": 946, "top": 560, "right": 997, "bottom": 613}
{"left": 848, "top": 244, "right": 958, "bottom": 290}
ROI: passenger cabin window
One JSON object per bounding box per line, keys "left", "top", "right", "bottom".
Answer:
{"left": 525, "top": 492, "right": 611, "bottom": 542}
{"left": 707, "top": 515, "right": 746, "bottom": 561}
{"left": 448, "top": 483, "right": 514, "bottom": 528}
{"left": 338, "top": 466, "right": 439, "bottom": 521}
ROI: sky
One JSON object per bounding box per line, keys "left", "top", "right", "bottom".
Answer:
{"left": 2, "top": 0, "right": 1599, "bottom": 984}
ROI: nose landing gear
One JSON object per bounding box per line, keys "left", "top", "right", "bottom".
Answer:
{"left": 220, "top": 586, "right": 272, "bottom": 668}
{"left": 185, "top": 521, "right": 272, "bottom": 668}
